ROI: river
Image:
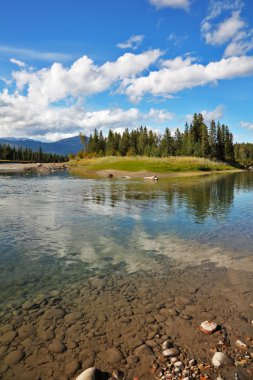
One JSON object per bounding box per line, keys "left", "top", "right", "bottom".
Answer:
{"left": 0, "top": 170, "right": 252, "bottom": 379}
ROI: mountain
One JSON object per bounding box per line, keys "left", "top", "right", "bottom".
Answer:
{"left": 0, "top": 136, "right": 84, "bottom": 156}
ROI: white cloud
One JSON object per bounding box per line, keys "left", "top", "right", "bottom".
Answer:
{"left": 121, "top": 55, "right": 253, "bottom": 102}
{"left": 240, "top": 121, "right": 253, "bottom": 130}
{"left": 12, "top": 50, "right": 161, "bottom": 104}
{"left": 201, "top": 1, "right": 253, "bottom": 57}
{"left": 204, "top": 0, "right": 243, "bottom": 21}
{"left": 0, "top": 45, "right": 72, "bottom": 61}
{"left": 117, "top": 35, "right": 145, "bottom": 50}
{"left": 10, "top": 58, "right": 26, "bottom": 68}
{"left": 202, "top": 11, "right": 245, "bottom": 46}
{"left": 187, "top": 106, "right": 224, "bottom": 124}
{"left": 149, "top": 0, "right": 190, "bottom": 11}
{"left": 146, "top": 108, "right": 175, "bottom": 122}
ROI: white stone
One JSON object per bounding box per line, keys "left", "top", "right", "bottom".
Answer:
{"left": 170, "top": 356, "right": 178, "bottom": 364}
{"left": 163, "top": 348, "right": 179, "bottom": 357}
{"left": 200, "top": 320, "right": 217, "bottom": 334}
{"left": 189, "top": 359, "right": 196, "bottom": 366}
{"left": 76, "top": 367, "right": 96, "bottom": 380}
{"left": 235, "top": 339, "right": 248, "bottom": 351}
{"left": 212, "top": 352, "right": 230, "bottom": 368}
{"left": 174, "top": 361, "right": 184, "bottom": 370}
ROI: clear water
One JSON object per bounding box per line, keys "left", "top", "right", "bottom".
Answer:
{"left": 0, "top": 170, "right": 253, "bottom": 307}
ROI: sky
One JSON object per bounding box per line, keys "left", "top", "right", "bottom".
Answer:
{"left": 0, "top": 0, "right": 253, "bottom": 142}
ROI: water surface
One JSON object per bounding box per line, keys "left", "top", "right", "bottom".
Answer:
{"left": 0, "top": 170, "right": 253, "bottom": 307}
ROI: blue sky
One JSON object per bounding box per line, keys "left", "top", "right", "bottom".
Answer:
{"left": 0, "top": 0, "right": 253, "bottom": 142}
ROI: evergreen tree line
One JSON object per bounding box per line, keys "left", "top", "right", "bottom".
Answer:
{"left": 0, "top": 144, "right": 68, "bottom": 163}
{"left": 81, "top": 113, "right": 235, "bottom": 162}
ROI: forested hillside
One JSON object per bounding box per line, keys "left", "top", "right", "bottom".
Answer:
{"left": 0, "top": 144, "right": 68, "bottom": 163}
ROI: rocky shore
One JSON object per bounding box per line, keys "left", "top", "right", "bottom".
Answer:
{"left": 0, "top": 162, "right": 68, "bottom": 173}
{"left": 0, "top": 263, "right": 252, "bottom": 380}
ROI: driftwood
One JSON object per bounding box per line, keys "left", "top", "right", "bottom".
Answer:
{"left": 144, "top": 175, "right": 158, "bottom": 182}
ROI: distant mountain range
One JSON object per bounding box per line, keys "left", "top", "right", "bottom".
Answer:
{"left": 0, "top": 136, "right": 84, "bottom": 156}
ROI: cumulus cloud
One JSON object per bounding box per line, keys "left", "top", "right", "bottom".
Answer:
{"left": 10, "top": 58, "right": 26, "bottom": 68}
{"left": 12, "top": 49, "right": 161, "bottom": 104}
{"left": 241, "top": 121, "right": 253, "bottom": 130}
{"left": 201, "top": 0, "right": 253, "bottom": 57}
{"left": 121, "top": 55, "right": 253, "bottom": 102}
{"left": 186, "top": 106, "right": 224, "bottom": 124}
{"left": 149, "top": 0, "right": 190, "bottom": 11}
{"left": 117, "top": 35, "right": 145, "bottom": 50}
{"left": 146, "top": 108, "right": 175, "bottom": 122}
{"left": 202, "top": 11, "right": 245, "bottom": 46}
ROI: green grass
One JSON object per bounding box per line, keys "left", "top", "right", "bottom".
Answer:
{"left": 68, "top": 156, "right": 235, "bottom": 173}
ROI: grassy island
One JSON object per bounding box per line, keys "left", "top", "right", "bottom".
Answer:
{"left": 68, "top": 156, "right": 237, "bottom": 178}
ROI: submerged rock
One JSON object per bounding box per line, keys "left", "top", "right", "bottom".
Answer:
{"left": 4, "top": 349, "right": 25, "bottom": 365}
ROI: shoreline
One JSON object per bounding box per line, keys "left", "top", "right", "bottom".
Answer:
{"left": 0, "top": 162, "right": 68, "bottom": 173}
{"left": 69, "top": 167, "right": 242, "bottom": 180}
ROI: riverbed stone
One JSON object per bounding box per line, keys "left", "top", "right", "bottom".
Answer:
{"left": 48, "top": 341, "right": 66, "bottom": 353}
{"left": 0, "top": 330, "right": 17, "bottom": 345}
{"left": 0, "top": 324, "right": 14, "bottom": 334}
{"left": 18, "top": 324, "right": 35, "bottom": 339}
{"left": 134, "top": 344, "right": 155, "bottom": 361}
{"left": 42, "top": 308, "right": 65, "bottom": 320}
{"left": 64, "top": 311, "right": 83, "bottom": 324}
{"left": 163, "top": 348, "right": 180, "bottom": 357}
{"left": 212, "top": 352, "right": 230, "bottom": 368}
{"left": 76, "top": 367, "right": 97, "bottom": 380}
{"left": 22, "top": 300, "right": 39, "bottom": 311}
{"left": 4, "top": 349, "right": 25, "bottom": 365}
{"left": 65, "top": 359, "right": 81, "bottom": 376}
{"left": 105, "top": 347, "right": 124, "bottom": 363}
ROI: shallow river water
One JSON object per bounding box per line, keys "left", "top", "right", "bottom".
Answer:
{"left": 0, "top": 170, "right": 253, "bottom": 380}
{"left": 0, "top": 170, "right": 253, "bottom": 308}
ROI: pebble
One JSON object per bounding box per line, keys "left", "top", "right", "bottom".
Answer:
{"left": 212, "top": 352, "right": 230, "bottom": 368}
{"left": 0, "top": 324, "right": 14, "bottom": 334}
{"left": 200, "top": 320, "right": 217, "bottom": 334}
{"left": 18, "top": 325, "right": 35, "bottom": 339}
{"left": 162, "top": 348, "right": 179, "bottom": 357}
{"left": 4, "top": 349, "right": 25, "bottom": 365}
{"left": 76, "top": 367, "right": 97, "bottom": 380}
{"left": 42, "top": 308, "right": 65, "bottom": 320}
{"left": 22, "top": 300, "right": 39, "bottom": 310}
{"left": 0, "top": 330, "right": 17, "bottom": 345}
{"left": 161, "top": 340, "right": 173, "bottom": 350}
{"left": 174, "top": 360, "right": 184, "bottom": 369}
{"left": 64, "top": 311, "right": 83, "bottom": 324}
{"left": 48, "top": 341, "right": 66, "bottom": 353}
{"left": 65, "top": 360, "right": 81, "bottom": 376}
{"left": 105, "top": 347, "right": 124, "bottom": 363}
{"left": 235, "top": 339, "right": 248, "bottom": 351}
